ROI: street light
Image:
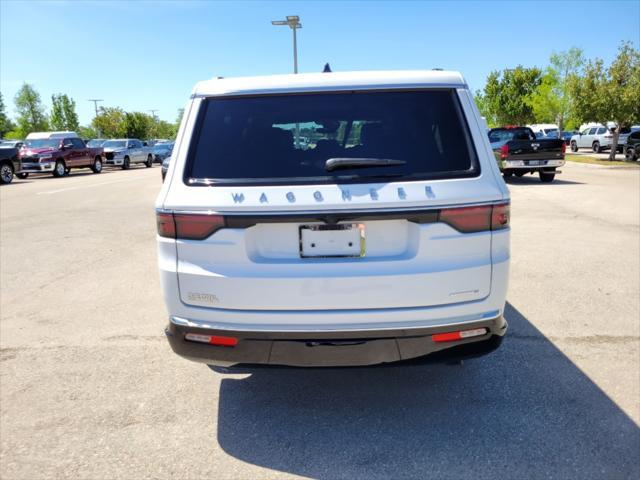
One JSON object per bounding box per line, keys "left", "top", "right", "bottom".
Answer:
{"left": 271, "top": 15, "right": 302, "bottom": 74}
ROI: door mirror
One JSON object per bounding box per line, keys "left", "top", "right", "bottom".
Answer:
{"left": 63, "top": 142, "right": 73, "bottom": 149}
{"left": 128, "top": 144, "right": 135, "bottom": 149}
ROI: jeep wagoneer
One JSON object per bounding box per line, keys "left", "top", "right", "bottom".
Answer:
{"left": 156, "top": 70, "right": 510, "bottom": 368}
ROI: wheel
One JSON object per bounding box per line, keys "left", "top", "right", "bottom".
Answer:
{"left": 625, "top": 148, "right": 637, "bottom": 161}
{"left": 16, "top": 172, "right": 29, "bottom": 179}
{"left": 145, "top": 154, "right": 153, "bottom": 168}
{"left": 570, "top": 141, "right": 578, "bottom": 152}
{"left": 514, "top": 171, "right": 526, "bottom": 177}
{"left": 0, "top": 162, "right": 14, "bottom": 184}
{"left": 91, "top": 157, "right": 103, "bottom": 173}
{"left": 53, "top": 160, "right": 66, "bottom": 177}
{"left": 539, "top": 170, "right": 555, "bottom": 183}
{"left": 592, "top": 141, "right": 601, "bottom": 153}
{"left": 121, "top": 156, "right": 130, "bottom": 170}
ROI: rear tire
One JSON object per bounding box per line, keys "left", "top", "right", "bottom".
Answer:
{"left": 53, "top": 160, "right": 66, "bottom": 178}
{"left": 570, "top": 141, "right": 578, "bottom": 152}
{"left": 91, "top": 157, "right": 103, "bottom": 173}
{"left": 16, "top": 172, "right": 29, "bottom": 179}
{"left": 539, "top": 170, "right": 555, "bottom": 183}
{"left": 0, "top": 163, "right": 14, "bottom": 184}
{"left": 592, "top": 141, "right": 601, "bottom": 153}
{"left": 122, "top": 156, "right": 130, "bottom": 170}
{"left": 625, "top": 148, "right": 637, "bottom": 161}
{"left": 514, "top": 171, "right": 526, "bottom": 177}
{"left": 145, "top": 154, "right": 153, "bottom": 168}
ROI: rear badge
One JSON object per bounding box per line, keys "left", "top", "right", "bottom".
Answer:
{"left": 229, "top": 186, "right": 436, "bottom": 204}
{"left": 187, "top": 292, "right": 219, "bottom": 305}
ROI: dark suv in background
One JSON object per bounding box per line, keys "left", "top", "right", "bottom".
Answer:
{"left": 625, "top": 130, "right": 640, "bottom": 161}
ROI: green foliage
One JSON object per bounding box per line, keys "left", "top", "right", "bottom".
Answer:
{"left": 77, "top": 125, "right": 98, "bottom": 140}
{"left": 0, "top": 92, "right": 12, "bottom": 138}
{"left": 474, "top": 90, "right": 497, "bottom": 127}
{"left": 14, "top": 83, "right": 48, "bottom": 137}
{"left": 92, "top": 107, "right": 126, "bottom": 138}
{"left": 480, "top": 66, "right": 542, "bottom": 125}
{"left": 528, "top": 48, "right": 584, "bottom": 134}
{"left": 124, "top": 111, "right": 153, "bottom": 139}
{"left": 571, "top": 41, "right": 640, "bottom": 158}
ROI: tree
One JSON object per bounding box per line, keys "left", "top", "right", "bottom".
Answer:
{"left": 92, "top": 107, "right": 126, "bottom": 138}
{"left": 78, "top": 125, "right": 98, "bottom": 140}
{"left": 124, "top": 111, "right": 153, "bottom": 139}
{"left": 474, "top": 90, "right": 497, "bottom": 127}
{"left": 528, "top": 48, "right": 584, "bottom": 137}
{"left": 14, "top": 83, "right": 48, "bottom": 137}
{"left": 571, "top": 42, "right": 640, "bottom": 160}
{"left": 480, "top": 67, "right": 542, "bottom": 126}
{"left": 0, "top": 92, "right": 13, "bottom": 138}
{"left": 51, "top": 94, "right": 80, "bottom": 132}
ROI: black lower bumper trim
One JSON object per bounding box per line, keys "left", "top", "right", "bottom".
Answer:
{"left": 165, "top": 316, "right": 507, "bottom": 368}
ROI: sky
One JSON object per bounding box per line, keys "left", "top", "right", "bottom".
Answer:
{"left": 1, "top": 0, "right": 639, "bottom": 126}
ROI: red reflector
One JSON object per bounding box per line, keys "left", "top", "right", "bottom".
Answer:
{"left": 561, "top": 142, "right": 567, "bottom": 154}
{"left": 491, "top": 203, "right": 510, "bottom": 230}
{"left": 156, "top": 212, "right": 176, "bottom": 238}
{"left": 173, "top": 214, "right": 226, "bottom": 240}
{"left": 432, "top": 328, "right": 487, "bottom": 343}
{"left": 439, "top": 205, "right": 492, "bottom": 233}
{"left": 185, "top": 333, "right": 238, "bottom": 347}
{"left": 500, "top": 143, "right": 509, "bottom": 159}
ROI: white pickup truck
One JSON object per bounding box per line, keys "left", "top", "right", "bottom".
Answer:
{"left": 102, "top": 139, "right": 154, "bottom": 169}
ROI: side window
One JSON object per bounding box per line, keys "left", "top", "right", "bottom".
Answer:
{"left": 588, "top": 128, "right": 597, "bottom": 135}
{"left": 71, "top": 138, "right": 85, "bottom": 149}
{"left": 630, "top": 131, "right": 640, "bottom": 140}
{"left": 132, "top": 140, "right": 142, "bottom": 148}
{"left": 596, "top": 127, "right": 606, "bottom": 135}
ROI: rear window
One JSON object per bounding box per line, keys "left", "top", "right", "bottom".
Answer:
{"left": 185, "top": 90, "right": 479, "bottom": 185}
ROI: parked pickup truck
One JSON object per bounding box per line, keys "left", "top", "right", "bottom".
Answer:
{"left": 0, "top": 146, "right": 21, "bottom": 184}
{"left": 19, "top": 133, "right": 104, "bottom": 178}
{"left": 102, "top": 139, "right": 154, "bottom": 169}
{"left": 489, "top": 127, "right": 565, "bottom": 182}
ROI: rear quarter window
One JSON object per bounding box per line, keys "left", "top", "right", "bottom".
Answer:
{"left": 184, "top": 89, "right": 479, "bottom": 185}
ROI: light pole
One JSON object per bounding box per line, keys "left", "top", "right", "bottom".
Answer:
{"left": 88, "top": 99, "right": 103, "bottom": 137}
{"left": 271, "top": 15, "right": 302, "bottom": 74}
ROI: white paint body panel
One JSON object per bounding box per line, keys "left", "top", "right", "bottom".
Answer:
{"left": 156, "top": 70, "right": 510, "bottom": 330}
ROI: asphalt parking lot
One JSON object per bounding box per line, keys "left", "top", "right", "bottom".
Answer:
{"left": 1, "top": 162, "right": 639, "bottom": 479}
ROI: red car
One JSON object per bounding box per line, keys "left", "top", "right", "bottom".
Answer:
{"left": 18, "top": 133, "right": 104, "bottom": 178}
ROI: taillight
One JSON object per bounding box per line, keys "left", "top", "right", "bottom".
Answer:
{"left": 185, "top": 333, "right": 238, "bottom": 347}
{"left": 500, "top": 144, "right": 509, "bottom": 159}
{"left": 156, "top": 212, "right": 226, "bottom": 240}
{"left": 491, "top": 203, "right": 510, "bottom": 230}
{"left": 439, "top": 203, "right": 510, "bottom": 233}
{"left": 561, "top": 142, "right": 566, "bottom": 155}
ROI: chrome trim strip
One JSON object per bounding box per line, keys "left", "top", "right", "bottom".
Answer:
{"left": 155, "top": 200, "right": 509, "bottom": 216}
{"left": 170, "top": 310, "right": 501, "bottom": 333}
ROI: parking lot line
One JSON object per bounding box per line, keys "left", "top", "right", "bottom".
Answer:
{"left": 36, "top": 177, "right": 141, "bottom": 195}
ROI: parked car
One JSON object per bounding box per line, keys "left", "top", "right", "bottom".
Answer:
{"left": 0, "top": 146, "right": 21, "bottom": 184}
{"left": 102, "top": 139, "right": 154, "bottom": 169}
{"left": 624, "top": 130, "right": 640, "bottom": 161}
{"left": 617, "top": 126, "right": 640, "bottom": 147}
{"left": 489, "top": 127, "right": 565, "bottom": 182}
{"left": 157, "top": 70, "right": 510, "bottom": 369}
{"left": 19, "top": 133, "right": 103, "bottom": 177}
{"left": 161, "top": 155, "right": 171, "bottom": 181}
{"left": 153, "top": 142, "right": 174, "bottom": 163}
{"left": 528, "top": 123, "right": 559, "bottom": 139}
{"left": 0, "top": 139, "right": 24, "bottom": 149}
{"left": 87, "top": 138, "right": 108, "bottom": 148}
{"left": 560, "top": 131, "right": 574, "bottom": 145}
{"left": 570, "top": 125, "right": 614, "bottom": 153}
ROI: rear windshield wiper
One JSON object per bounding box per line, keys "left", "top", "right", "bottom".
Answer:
{"left": 325, "top": 157, "right": 407, "bottom": 172}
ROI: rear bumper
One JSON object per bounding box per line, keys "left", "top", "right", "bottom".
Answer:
{"left": 165, "top": 314, "right": 507, "bottom": 367}
{"left": 501, "top": 159, "right": 564, "bottom": 170}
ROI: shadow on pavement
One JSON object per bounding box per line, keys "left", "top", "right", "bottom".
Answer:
{"left": 505, "top": 176, "right": 584, "bottom": 186}
{"left": 214, "top": 303, "right": 639, "bottom": 479}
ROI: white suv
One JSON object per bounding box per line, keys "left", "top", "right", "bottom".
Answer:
{"left": 570, "top": 125, "right": 613, "bottom": 153}
{"left": 156, "top": 70, "right": 510, "bottom": 368}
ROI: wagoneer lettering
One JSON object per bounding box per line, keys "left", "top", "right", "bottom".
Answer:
{"left": 157, "top": 70, "right": 510, "bottom": 368}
